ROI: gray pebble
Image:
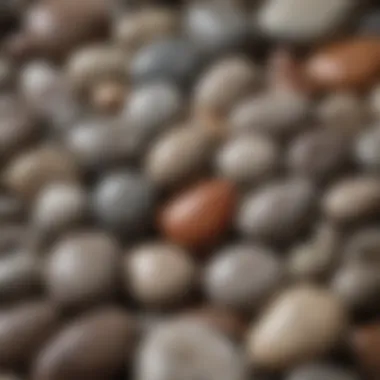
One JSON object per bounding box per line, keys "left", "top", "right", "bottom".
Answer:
{"left": 45, "top": 231, "right": 120, "bottom": 308}
{"left": 257, "top": 0, "right": 355, "bottom": 42}
{"left": 130, "top": 38, "right": 203, "bottom": 87}
{"left": 237, "top": 179, "right": 316, "bottom": 242}
{"left": 204, "top": 244, "right": 283, "bottom": 310}
{"left": 355, "top": 126, "right": 380, "bottom": 171}
{"left": 93, "top": 171, "right": 155, "bottom": 235}
{"left": 216, "top": 134, "right": 279, "bottom": 185}
{"left": 229, "top": 90, "right": 310, "bottom": 137}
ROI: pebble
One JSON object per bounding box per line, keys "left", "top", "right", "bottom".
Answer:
{"left": 184, "top": 2, "right": 249, "bottom": 56}
{"left": 3, "top": 145, "right": 79, "bottom": 200}
{"left": 351, "top": 323, "right": 380, "bottom": 377}
{"left": 247, "top": 286, "right": 347, "bottom": 370}
{"left": 229, "top": 90, "right": 310, "bottom": 137}
{"left": 33, "top": 308, "right": 133, "bottom": 380}
{"left": 204, "top": 244, "right": 283, "bottom": 311}
{"left": 355, "top": 125, "right": 380, "bottom": 171}
{"left": 0, "top": 57, "right": 14, "bottom": 89}
{"left": 316, "top": 93, "right": 368, "bottom": 131}
{"left": 66, "top": 44, "right": 127, "bottom": 96}
{"left": 216, "top": 133, "right": 279, "bottom": 185}
{"left": 332, "top": 264, "right": 380, "bottom": 313}
{"left": 90, "top": 80, "right": 126, "bottom": 114}
{"left": 257, "top": 0, "right": 355, "bottom": 42}
{"left": 0, "top": 302, "right": 58, "bottom": 367}
{"left": 237, "top": 179, "right": 316, "bottom": 243}
{"left": 65, "top": 119, "right": 132, "bottom": 170}
{"left": 286, "top": 363, "right": 359, "bottom": 380}
{"left": 123, "top": 82, "right": 183, "bottom": 148}
{"left": 130, "top": 38, "right": 203, "bottom": 87}
{"left": 136, "top": 319, "right": 247, "bottom": 380}
{"left": 0, "top": 195, "right": 24, "bottom": 222}
{"left": 32, "top": 183, "right": 87, "bottom": 233}
{"left": 304, "top": 39, "right": 380, "bottom": 91}
{"left": 93, "top": 171, "right": 155, "bottom": 235}
{"left": 114, "top": 8, "right": 178, "bottom": 51}
{"left": 287, "top": 128, "right": 351, "bottom": 181}
{"left": 369, "top": 83, "right": 380, "bottom": 119}
{"left": 144, "top": 125, "right": 214, "bottom": 188}
{"left": 159, "top": 180, "right": 237, "bottom": 248}
{"left": 125, "top": 242, "right": 196, "bottom": 306}
{"left": 323, "top": 177, "right": 380, "bottom": 223}
{"left": 45, "top": 231, "right": 120, "bottom": 308}
{"left": 0, "top": 250, "right": 41, "bottom": 301}
{"left": 13, "top": 0, "right": 110, "bottom": 59}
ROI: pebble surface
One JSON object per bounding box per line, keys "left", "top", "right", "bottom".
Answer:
{"left": 0, "top": 1, "right": 380, "bottom": 379}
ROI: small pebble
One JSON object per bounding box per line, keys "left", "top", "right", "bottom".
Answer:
{"left": 159, "top": 180, "right": 237, "bottom": 248}
{"left": 125, "top": 242, "right": 196, "bottom": 306}
{"left": 204, "top": 244, "right": 283, "bottom": 310}
{"left": 93, "top": 171, "right": 155, "bottom": 235}
{"left": 237, "top": 179, "right": 316, "bottom": 243}
{"left": 247, "top": 286, "right": 347, "bottom": 370}
{"left": 216, "top": 133, "right": 279, "bottom": 185}
{"left": 323, "top": 177, "right": 380, "bottom": 223}
{"left": 45, "top": 231, "right": 120, "bottom": 308}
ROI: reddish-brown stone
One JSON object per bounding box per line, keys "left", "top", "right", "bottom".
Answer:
{"left": 158, "top": 180, "right": 237, "bottom": 248}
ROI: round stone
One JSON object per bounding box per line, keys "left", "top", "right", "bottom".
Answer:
{"left": 247, "top": 286, "right": 347, "bottom": 370}
{"left": 216, "top": 134, "right": 279, "bottom": 185}
{"left": 45, "top": 231, "right": 120, "bottom": 308}
{"left": 136, "top": 319, "right": 247, "bottom": 380}
{"left": 204, "top": 244, "right": 283, "bottom": 310}
{"left": 125, "top": 243, "right": 196, "bottom": 306}
{"left": 93, "top": 171, "right": 155, "bottom": 235}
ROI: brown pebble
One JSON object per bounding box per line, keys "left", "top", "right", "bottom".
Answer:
{"left": 323, "top": 177, "right": 380, "bottom": 223}
{"left": 3, "top": 145, "right": 79, "bottom": 200}
{"left": 159, "top": 180, "right": 237, "bottom": 248}
{"left": 91, "top": 80, "right": 126, "bottom": 114}
{"left": 304, "top": 39, "right": 380, "bottom": 91}
{"left": 0, "top": 302, "right": 58, "bottom": 367}
{"left": 33, "top": 308, "right": 133, "bottom": 380}
{"left": 351, "top": 323, "right": 380, "bottom": 377}
{"left": 247, "top": 286, "right": 347, "bottom": 370}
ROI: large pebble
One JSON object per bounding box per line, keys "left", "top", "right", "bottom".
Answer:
{"left": 130, "top": 38, "right": 203, "bottom": 87}
{"left": 257, "top": 0, "right": 354, "bottom": 42}
{"left": 194, "top": 57, "right": 260, "bottom": 116}
{"left": 323, "top": 177, "right": 380, "bottom": 223}
{"left": 229, "top": 90, "right": 310, "bottom": 136}
{"left": 287, "top": 128, "right": 351, "bottom": 181}
{"left": 33, "top": 308, "right": 133, "bottom": 380}
{"left": 0, "top": 302, "right": 58, "bottom": 367}
{"left": 247, "top": 286, "right": 347, "bottom": 370}
{"left": 136, "top": 319, "right": 247, "bottom": 380}
{"left": 125, "top": 243, "right": 196, "bottom": 306}
{"left": 216, "top": 134, "right": 279, "bottom": 185}
{"left": 159, "top": 180, "right": 236, "bottom": 248}
{"left": 145, "top": 126, "right": 214, "bottom": 188}
{"left": 305, "top": 39, "right": 380, "bottom": 91}
{"left": 204, "top": 244, "right": 283, "bottom": 310}
{"left": 184, "top": 3, "right": 249, "bottom": 56}
{"left": 237, "top": 179, "right": 316, "bottom": 242}
{"left": 45, "top": 232, "right": 120, "bottom": 308}
{"left": 286, "top": 363, "right": 359, "bottom": 380}
{"left": 114, "top": 8, "right": 178, "bottom": 51}
{"left": 3, "top": 145, "right": 79, "bottom": 200}
{"left": 93, "top": 171, "right": 155, "bottom": 235}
